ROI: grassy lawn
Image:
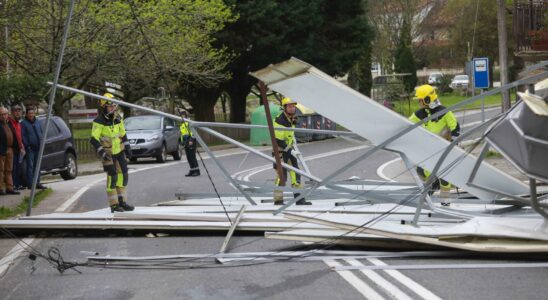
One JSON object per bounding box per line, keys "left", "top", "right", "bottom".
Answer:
{"left": 73, "top": 128, "right": 92, "bottom": 139}
{"left": 392, "top": 91, "right": 515, "bottom": 117}
{"left": 0, "top": 188, "right": 52, "bottom": 219}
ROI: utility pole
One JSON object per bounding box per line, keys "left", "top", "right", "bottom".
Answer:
{"left": 497, "top": 0, "right": 510, "bottom": 111}
{"left": 4, "top": 0, "right": 9, "bottom": 78}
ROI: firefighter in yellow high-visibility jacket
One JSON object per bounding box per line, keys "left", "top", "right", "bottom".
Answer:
{"left": 90, "top": 93, "right": 134, "bottom": 212}
{"left": 273, "top": 97, "right": 310, "bottom": 205}
{"left": 409, "top": 84, "right": 460, "bottom": 205}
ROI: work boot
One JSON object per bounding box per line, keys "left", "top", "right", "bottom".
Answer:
{"left": 185, "top": 169, "right": 200, "bottom": 177}
{"left": 439, "top": 186, "right": 451, "bottom": 206}
{"left": 118, "top": 200, "right": 134, "bottom": 211}
{"left": 110, "top": 204, "right": 125, "bottom": 213}
{"left": 273, "top": 189, "right": 284, "bottom": 205}
{"left": 294, "top": 193, "right": 311, "bottom": 205}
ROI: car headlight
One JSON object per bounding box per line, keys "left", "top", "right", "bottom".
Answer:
{"left": 146, "top": 134, "right": 161, "bottom": 142}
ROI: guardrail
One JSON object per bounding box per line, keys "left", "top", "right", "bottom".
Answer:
{"left": 74, "top": 138, "right": 96, "bottom": 161}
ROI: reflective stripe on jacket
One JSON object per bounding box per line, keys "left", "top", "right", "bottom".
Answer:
{"left": 180, "top": 121, "right": 191, "bottom": 140}
{"left": 409, "top": 106, "right": 460, "bottom": 137}
{"left": 90, "top": 114, "right": 127, "bottom": 155}
{"left": 274, "top": 112, "right": 295, "bottom": 151}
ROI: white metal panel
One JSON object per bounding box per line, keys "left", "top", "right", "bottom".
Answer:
{"left": 251, "top": 58, "right": 529, "bottom": 200}
{"left": 284, "top": 212, "right": 548, "bottom": 241}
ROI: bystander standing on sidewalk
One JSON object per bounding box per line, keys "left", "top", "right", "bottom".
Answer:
{"left": 8, "top": 104, "right": 25, "bottom": 190}
{"left": 21, "top": 105, "right": 46, "bottom": 190}
{"left": 0, "top": 107, "right": 21, "bottom": 195}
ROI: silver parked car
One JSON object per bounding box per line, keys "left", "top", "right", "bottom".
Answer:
{"left": 124, "top": 115, "right": 183, "bottom": 163}
{"left": 450, "top": 74, "right": 469, "bottom": 89}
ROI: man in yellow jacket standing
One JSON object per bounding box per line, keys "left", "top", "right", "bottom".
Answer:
{"left": 274, "top": 97, "right": 310, "bottom": 205}
{"left": 90, "top": 93, "right": 134, "bottom": 212}
{"left": 409, "top": 84, "right": 460, "bottom": 205}
{"left": 179, "top": 110, "right": 200, "bottom": 177}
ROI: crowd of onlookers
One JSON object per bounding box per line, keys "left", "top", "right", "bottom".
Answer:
{"left": 0, "top": 104, "right": 47, "bottom": 196}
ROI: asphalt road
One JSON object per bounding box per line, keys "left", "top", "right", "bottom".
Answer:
{"left": 1, "top": 108, "right": 547, "bottom": 299}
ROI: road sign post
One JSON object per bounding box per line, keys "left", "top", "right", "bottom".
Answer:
{"left": 473, "top": 58, "right": 490, "bottom": 89}
{"left": 473, "top": 58, "right": 490, "bottom": 121}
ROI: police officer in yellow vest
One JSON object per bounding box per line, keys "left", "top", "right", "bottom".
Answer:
{"left": 90, "top": 93, "right": 134, "bottom": 212}
{"left": 409, "top": 84, "right": 460, "bottom": 205}
{"left": 274, "top": 97, "right": 310, "bottom": 205}
{"left": 179, "top": 110, "right": 200, "bottom": 177}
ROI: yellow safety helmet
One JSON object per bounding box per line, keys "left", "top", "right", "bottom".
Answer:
{"left": 414, "top": 84, "right": 438, "bottom": 105}
{"left": 100, "top": 93, "right": 115, "bottom": 107}
{"left": 281, "top": 97, "right": 297, "bottom": 106}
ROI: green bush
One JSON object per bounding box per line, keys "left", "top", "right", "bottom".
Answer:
{"left": 437, "top": 74, "right": 454, "bottom": 95}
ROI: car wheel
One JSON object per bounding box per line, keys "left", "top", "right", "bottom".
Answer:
{"left": 172, "top": 144, "right": 182, "bottom": 161}
{"left": 60, "top": 152, "right": 78, "bottom": 180}
{"left": 156, "top": 144, "right": 167, "bottom": 163}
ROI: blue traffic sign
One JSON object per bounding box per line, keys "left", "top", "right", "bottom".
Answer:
{"left": 473, "top": 57, "right": 489, "bottom": 89}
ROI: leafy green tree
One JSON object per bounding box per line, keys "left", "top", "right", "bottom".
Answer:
{"left": 348, "top": 50, "right": 373, "bottom": 97}
{"left": 394, "top": 18, "right": 417, "bottom": 93}
{"left": 444, "top": 0, "right": 505, "bottom": 64}
{"left": 0, "top": 0, "right": 233, "bottom": 118}
{"left": 0, "top": 75, "right": 49, "bottom": 107}
{"left": 202, "top": 0, "right": 373, "bottom": 122}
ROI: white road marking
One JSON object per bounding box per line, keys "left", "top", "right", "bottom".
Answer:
{"left": 376, "top": 158, "right": 401, "bottom": 182}
{"left": 462, "top": 120, "right": 482, "bottom": 128}
{"left": 55, "top": 150, "right": 250, "bottom": 213}
{"left": 236, "top": 145, "right": 369, "bottom": 181}
{"left": 454, "top": 106, "right": 499, "bottom": 118}
{"left": 323, "top": 259, "right": 385, "bottom": 299}
{"left": 346, "top": 259, "right": 412, "bottom": 300}
{"left": 235, "top": 146, "right": 439, "bottom": 299}
{"left": 1, "top": 150, "right": 255, "bottom": 280}
{"left": 0, "top": 238, "right": 34, "bottom": 278}
{"left": 367, "top": 257, "right": 442, "bottom": 300}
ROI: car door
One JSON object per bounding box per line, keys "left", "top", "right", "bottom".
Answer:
{"left": 40, "top": 118, "right": 64, "bottom": 170}
{"left": 163, "top": 118, "right": 177, "bottom": 152}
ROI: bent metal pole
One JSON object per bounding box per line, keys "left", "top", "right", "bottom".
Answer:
{"left": 27, "top": 0, "right": 76, "bottom": 216}
{"left": 260, "top": 82, "right": 286, "bottom": 190}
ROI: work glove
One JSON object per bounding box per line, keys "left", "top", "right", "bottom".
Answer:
{"left": 124, "top": 144, "right": 132, "bottom": 159}
{"left": 98, "top": 149, "right": 111, "bottom": 161}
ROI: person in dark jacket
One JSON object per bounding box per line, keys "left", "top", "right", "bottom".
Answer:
{"left": 0, "top": 107, "right": 20, "bottom": 194}
{"left": 21, "top": 106, "right": 46, "bottom": 189}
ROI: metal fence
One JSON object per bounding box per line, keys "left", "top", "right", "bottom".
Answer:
{"left": 74, "top": 138, "right": 96, "bottom": 161}
{"left": 513, "top": 0, "right": 548, "bottom": 52}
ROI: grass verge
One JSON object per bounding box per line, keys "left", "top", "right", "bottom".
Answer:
{"left": 0, "top": 188, "right": 52, "bottom": 219}
{"left": 392, "top": 91, "right": 517, "bottom": 117}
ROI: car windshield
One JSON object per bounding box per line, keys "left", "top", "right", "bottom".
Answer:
{"left": 454, "top": 75, "right": 468, "bottom": 81}
{"left": 125, "top": 116, "right": 161, "bottom": 130}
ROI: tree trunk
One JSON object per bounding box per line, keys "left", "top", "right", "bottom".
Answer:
{"left": 183, "top": 86, "right": 221, "bottom": 122}
{"left": 225, "top": 68, "right": 255, "bottom": 123}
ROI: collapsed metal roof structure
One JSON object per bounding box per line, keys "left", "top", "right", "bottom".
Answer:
{"left": 2, "top": 58, "right": 548, "bottom": 256}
